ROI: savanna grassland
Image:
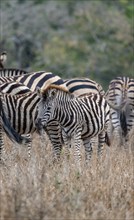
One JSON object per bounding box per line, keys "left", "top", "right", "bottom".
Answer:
{"left": 0, "top": 132, "right": 134, "bottom": 220}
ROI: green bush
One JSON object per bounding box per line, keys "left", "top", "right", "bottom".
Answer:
{"left": 1, "top": 0, "right": 133, "bottom": 90}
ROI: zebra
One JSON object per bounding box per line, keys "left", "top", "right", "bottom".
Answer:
{"left": 14, "top": 74, "right": 105, "bottom": 160}
{"left": 0, "top": 94, "right": 30, "bottom": 158}
{"left": 0, "top": 51, "right": 28, "bottom": 77}
{"left": 105, "top": 76, "right": 134, "bottom": 146}
{"left": 35, "top": 85, "right": 110, "bottom": 162}
{"left": 46, "top": 78, "right": 105, "bottom": 160}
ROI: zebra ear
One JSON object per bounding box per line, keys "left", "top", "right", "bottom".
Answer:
{"left": 36, "top": 87, "right": 42, "bottom": 98}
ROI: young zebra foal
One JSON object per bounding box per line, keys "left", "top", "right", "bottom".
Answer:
{"left": 36, "top": 85, "right": 111, "bottom": 162}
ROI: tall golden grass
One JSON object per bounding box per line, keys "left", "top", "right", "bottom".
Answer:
{"left": 1, "top": 132, "right": 134, "bottom": 220}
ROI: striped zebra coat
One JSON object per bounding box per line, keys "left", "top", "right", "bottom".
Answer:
{"left": 0, "top": 94, "right": 29, "bottom": 157}
{"left": 105, "top": 76, "right": 134, "bottom": 145}
{"left": 64, "top": 77, "right": 105, "bottom": 96}
{"left": 14, "top": 72, "right": 105, "bottom": 160}
{"left": 0, "top": 68, "right": 28, "bottom": 78}
{"left": 0, "top": 84, "right": 67, "bottom": 158}
{"left": 36, "top": 86, "right": 110, "bottom": 162}
{"left": 0, "top": 91, "right": 40, "bottom": 157}
{"left": 0, "top": 75, "right": 105, "bottom": 159}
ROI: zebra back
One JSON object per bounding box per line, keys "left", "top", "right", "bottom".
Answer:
{"left": 15, "top": 71, "right": 66, "bottom": 92}
{"left": 0, "top": 81, "right": 31, "bottom": 95}
{"left": 0, "top": 76, "right": 14, "bottom": 85}
{"left": 0, "top": 68, "right": 28, "bottom": 77}
{"left": 106, "top": 76, "right": 134, "bottom": 139}
{"left": 64, "top": 77, "right": 105, "bottom": 96}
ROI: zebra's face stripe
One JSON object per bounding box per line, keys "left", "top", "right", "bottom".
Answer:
{"left": 35, "top": 96, "right": 53, "bottom": 132}
{"left": 35, "top": 88, "right": 58, "bottom": 132}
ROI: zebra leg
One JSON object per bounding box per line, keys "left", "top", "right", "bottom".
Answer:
{"left": 98, "top": 131, "right": 106, "bottom": 157}
{"left": 73, "top": 127, "right": 82, "bottom": 162}
{"left": 111, "top": 109, "right": 123, "bottom": 146}
{"left": 83, "top": 137, "right": 93, "bottom": 162}
{"left": 62, "top": 129, "right": 70, "bottom": 160}
{"left": 125, "top": 111, "right": 134, "bottom": 143}
{"left": 46, "top": 123, "right": 63, "bottom": 161}
{"left": 62, "top": 127, "right": 82, "bottom": 162}
{"left": 0, "top": 121, "right": 4, "bottom": 160}
{"left": 21, "top": 134, "right": 32, "bottom": 158}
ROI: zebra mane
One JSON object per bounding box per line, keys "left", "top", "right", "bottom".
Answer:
{"left": 41, "top": 84, "right": 69, "bottom": 95}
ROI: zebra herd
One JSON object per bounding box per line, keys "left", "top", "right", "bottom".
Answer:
{"left": 0, "top": 52, "right": 134, "bottom": 162}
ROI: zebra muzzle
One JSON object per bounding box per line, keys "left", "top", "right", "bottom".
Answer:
{"left": 35, "top": 118, "right": 44, "bottom": 134}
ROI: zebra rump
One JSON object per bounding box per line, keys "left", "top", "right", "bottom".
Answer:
{"left": 106, "top": 76, "right": 134, "bottom": 143}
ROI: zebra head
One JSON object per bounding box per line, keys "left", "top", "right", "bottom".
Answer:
{"left": 0, "top": 51, "right": 7, "bottom": 69}
{"left": 35, "top": 87, "right": 57, "bottom": 133}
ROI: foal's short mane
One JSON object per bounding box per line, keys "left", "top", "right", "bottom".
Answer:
{"left": 41, "top": 84, "right": 69, "bottom": 95}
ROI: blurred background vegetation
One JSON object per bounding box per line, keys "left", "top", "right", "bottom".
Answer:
{"left": 0, "top": 0, "right": 133, "bottom": 89}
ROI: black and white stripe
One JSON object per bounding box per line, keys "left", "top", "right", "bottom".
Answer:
{"left": 16, "top": 74, "right": 105, "bottom": 158}
{"left": 0, "top": 75, "right": 106, "bottom": 159}
{"left": 15, "top": 71, "right": 66, "bottom": 91}
{"left": 0, "top": 91, "right": 39, "bottom": 157}
{"left": 0, "top": 68, "right": 28, "bottom": 77}
{"left": 105, "top": 76, "right": 134, "bottom": 145}
{"left": 0, "top": 94, "right": 29, "bottom": 158}
{"left": 0, "top": 72, "right": 66, "bottom": 157}
{"left": 15, "top": 75, "right": 105, "bottom": 160}
{"left": 0, "top": 81, "right": 31, "bottom": 95}
{"left": 0, "top": 76, "right": 14, "bottom": 84}
{"left": 64, "top": 77, "right": 105, "bottom": 96}
{"left": 36, "top": 86, "right": 110, "bottom": 162}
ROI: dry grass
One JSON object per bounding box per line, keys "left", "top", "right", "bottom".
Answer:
{"left": 0, "top": 133, "right": 134, "bottom": 220}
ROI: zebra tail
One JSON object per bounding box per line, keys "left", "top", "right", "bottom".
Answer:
{"left": 105, "top": 132, "right": 111, "bottom": 146}
{"left": 0, "top": 99, "right": 30, "bottom": 144}
{"left": 120, "top": 110, "right": 127, "bottom": 137}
